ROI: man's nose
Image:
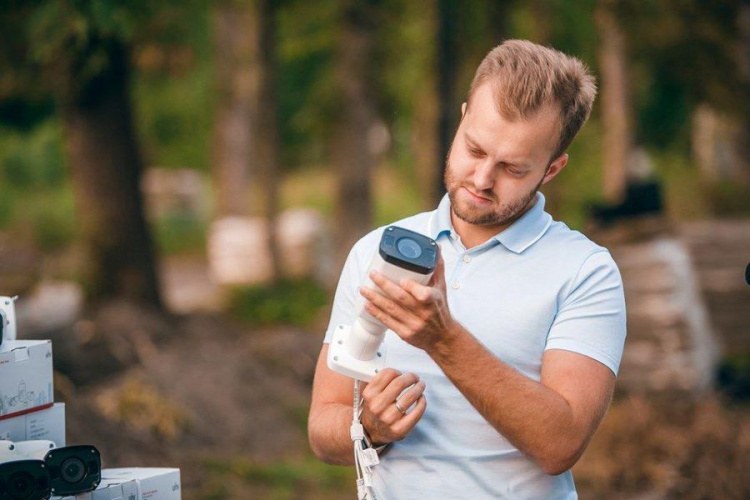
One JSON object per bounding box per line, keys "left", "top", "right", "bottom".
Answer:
{"left": 473, "top": 160, "right": 495, "bottom": 191}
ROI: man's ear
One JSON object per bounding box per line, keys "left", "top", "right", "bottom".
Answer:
{"left": 542, "top": 153, "right": 569, "bottom": 185}
{"left": 461, "top": 102, "right": 467, "bottom": 117}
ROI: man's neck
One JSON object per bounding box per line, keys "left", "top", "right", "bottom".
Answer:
{"left": 450, "top": 196, "right": 538, "bottom": 249}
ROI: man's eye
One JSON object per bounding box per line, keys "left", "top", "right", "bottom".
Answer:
{"left": 469, "top": 147, "right": 484, "bottom": 157}
{"left": 507, "top": 168, "right": 523, "bottom": 176}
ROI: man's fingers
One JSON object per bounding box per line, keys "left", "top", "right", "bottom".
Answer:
{"left": 402, "top": 279, "right": 433, "bottom": 303}
{"left": 382, "top": 372, "right": 420, "bottom": 403}
{"left": 362, "top": 368, "right": 401, "bottom": 400}
{"left": 366, "top": 271, "right": 418, "bottom": 309}
{"left": 364, "top": 301, "right": 412, "bottom": 337}
{"left": 393, "top": 395, "right": 427, "bottom": 437}
{"left": 396, "top": 380, "right": 426, "bottom": 412}
{"left": 368, "top": 372, "right": 420, "bottom": 415}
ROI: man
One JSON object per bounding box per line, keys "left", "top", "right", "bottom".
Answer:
{"left": 308, "top": 40, "right": 626, "bottom": 499}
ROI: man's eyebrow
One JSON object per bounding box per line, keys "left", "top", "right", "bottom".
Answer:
{"left": 465, "top": 131, "right": 531, "bottom": 169}
{"left": 464, "top": 132, "right": 481, "bottom": 149}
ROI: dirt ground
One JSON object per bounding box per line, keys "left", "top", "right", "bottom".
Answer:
{"left": 45, "top": 303, "right": 353, "bottom": 499}
{"left": 41, "top": 301, "right": 749, "bottom": 500}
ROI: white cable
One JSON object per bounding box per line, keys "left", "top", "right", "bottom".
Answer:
{"left": 351, "top": 379, "right": 384, "bottom": 500}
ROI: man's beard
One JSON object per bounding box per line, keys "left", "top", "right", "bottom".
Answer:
{"left": 443, "top": 157, "right": 545, "bottom": 228}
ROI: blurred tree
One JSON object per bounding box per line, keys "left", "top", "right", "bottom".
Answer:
{"left": 436, "top": 0, "right": 460, "bottom": 203}
{"left": 256, "top": 0, "right": 283, "bottom": 282}
{"left": 332, "top": 0, "right": 381, "bottom": 267}
{"left": 595, "top": 0, "right": 632, "bottom": 204}
{"left": 212, "top": 1, "right": 255, "bottom": 218}
{"left": 24, "top": 1, "right": 163, "bottom": 307}
{"left": 211, "top": 0, "right": 281, "bottom": 282}
{"left": 737, "top": 0, "right": 750, "bottom": 183}
{"left": 405, "top": 0, "right": 441, "bottom": 210}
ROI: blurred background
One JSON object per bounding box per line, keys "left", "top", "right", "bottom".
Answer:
{"left": 1, "top": 0, "right": 749, "bottom": 498}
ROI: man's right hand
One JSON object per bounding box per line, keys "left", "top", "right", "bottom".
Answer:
{"left": 361, "top": 368, "right": 427, "bottom": 445}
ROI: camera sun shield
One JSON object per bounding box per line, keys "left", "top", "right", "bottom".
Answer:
{"left": 44, "top": 446, "right": 101, "bottom": 496}
{"left": 379, "top": 227, "right": 438, "bottom": 275}
{"left": 0, "top": 459, "right": 51, "bottom": 500}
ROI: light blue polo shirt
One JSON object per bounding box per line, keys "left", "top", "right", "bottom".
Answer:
{"left": 323, "top": 192, "right": 627, "bottom": 499}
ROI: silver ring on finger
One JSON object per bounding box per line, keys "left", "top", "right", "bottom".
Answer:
{"left": 394, "top": 399, "right": 407, "bottom": 415}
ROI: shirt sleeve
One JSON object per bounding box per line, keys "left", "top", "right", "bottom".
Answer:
{"left": 323, "top": 242, "right": 365, "bottom": 344}
{"left": 545, "top": 250, "right": 627, "bottom": 376}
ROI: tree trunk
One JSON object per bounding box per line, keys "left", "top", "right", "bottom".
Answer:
{"left": 255, "top": 0, "right": 283, "bottom": 282}
{"left": 736, "top": 0, "right": 750, "bottom": 185}
{"left": 526, "top": 0, "right": 563, "bottom": 216}
{"left": 211, "top": 3, "right": 258, "bottom": 217}
{"left": 60, "top": 40, "right": 162, "bottom": 308}
{"left": 411, "top": 0, "right": 440, "bottom": 211}
{"left": 332, "top": 0, "right": 379, "bottom": 269}
{"left": 595, "top": 0, "right": 633, "bottom": 204}
{"left": 436, "top": 0, "right": 460, "bottom": 203}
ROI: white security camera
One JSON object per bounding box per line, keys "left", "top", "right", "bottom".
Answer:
{"left": 0, "top": 440, "right": 52, "bottom": 500}
{"left": 328, "top": 226, "right": 438, "bottom": 381}
{"left": 0, "top": 440, "right": 102, "bottom": 497}
{"left": 0, "top": 296, "right": 18, "bottom": 347}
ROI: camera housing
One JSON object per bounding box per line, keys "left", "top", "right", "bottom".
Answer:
{"left": 0, "top": 441, "right": 52, "bottom": 500}
{"left": 0, "top": 441, "right": 101, "bottom": 497}
{"left": 0, "top": 459, "right": 51, "bottom": 500}
{"left": 44, "top": 445, "right": 101, "bottom": 496}
{"left": 0, "top": 297, "right": 18, "bottom": 348}
{"left": 328, "top": 226, "right": 438, "bottom": 381}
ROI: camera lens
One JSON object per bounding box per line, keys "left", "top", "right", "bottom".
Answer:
{"left": 60, "top": 458, "right": 86, "bottom": 484}
{"left": 8, "top": 471, "right": 34, "bottom": 500}
{"left": 396, "top": 237, "right": 422, "bottom": 259}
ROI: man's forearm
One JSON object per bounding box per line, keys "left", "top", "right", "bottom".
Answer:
{"left": 308, "top": 402, "right": 356, "bottom": 465}
{"left": 427, "top": 324, "right": 585, "bottom": 474}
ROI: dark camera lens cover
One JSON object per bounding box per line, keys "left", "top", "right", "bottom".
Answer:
{"left": 379, "top": 226, "right": 438, "bottom": 275}
{"left": 0, "top": 460, "right": 51, "bottom": 500}
{"left": 44, "top": 445, "right": 101, "bottom": 496}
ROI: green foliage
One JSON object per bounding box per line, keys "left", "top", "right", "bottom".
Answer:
{"left": 0, "top": 121, "right": 66, "bottom": 189}
{"left": 132, "top": 0, "right": 215, "bottom": 170}
{"left": 277, "top": 0, "right": 338, "bottom": 168}
{"left": 228, "top": 278, "right": 329, "bottom": 328}
{"left": 549, "top": 119, "right": 605, "bottom": 229}
{"left": 0, "top": 120, "right": 77, "bottom": 251}
{"left": 203, "top": 455, "right": 352, "bottom": 500}
{"left": 154, "top": 212, "right": 207, "bottom": 256}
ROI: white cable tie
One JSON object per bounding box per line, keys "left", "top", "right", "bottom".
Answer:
{"left": 356, "top": 478, "right": 367, "bottom": 500}
{"left": 363, "top": 471, "right": 375, "bottom": 488}
{"left": 350, "top": 422, "right": 366, "bottom": 441}
{"left": 359, "top": 447, "right": 380, "bottom": 468}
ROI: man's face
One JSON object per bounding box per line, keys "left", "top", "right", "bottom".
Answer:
{"left": 444, "top": 83, "right": 567, "bottom": 232}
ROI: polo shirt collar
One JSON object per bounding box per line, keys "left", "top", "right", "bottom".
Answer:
{"left": 428, "top": 191, "right": 552, "bottom": 254}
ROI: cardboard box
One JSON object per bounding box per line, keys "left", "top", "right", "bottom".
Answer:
{"left": 62, "top": 468, "right": 181, "bottom": 500}
{"left": 0, "top": 340, "right": 54, "bottom": 420}
{"left": 0, "top": 402, "right": 65, "bottom": 446}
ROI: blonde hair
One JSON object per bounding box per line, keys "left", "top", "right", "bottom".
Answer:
{"left": 468, "top": 40, "right": 597, "bottom": 159}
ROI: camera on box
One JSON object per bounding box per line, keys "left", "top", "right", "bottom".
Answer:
{"left": 0, "top": 297, "right": 17, "bottom": 348}
{"left": 0, "top": 440, "right": 101, "bottom": 498}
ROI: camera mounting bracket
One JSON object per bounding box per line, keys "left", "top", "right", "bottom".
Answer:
{"left": 328, "top": 324, "right": 387, "bottom": 382}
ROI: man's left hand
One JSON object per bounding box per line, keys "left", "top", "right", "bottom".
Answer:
{"left": 360, "top": 249, "right": 459, "bottom": 352}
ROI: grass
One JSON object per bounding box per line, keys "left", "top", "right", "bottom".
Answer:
{"left": 228, "top": 278, "right": 329, "bottom": 328}
{"left": 201, "top": 455, "right": 354, "bottom": 500}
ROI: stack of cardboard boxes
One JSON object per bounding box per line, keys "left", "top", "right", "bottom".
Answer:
{"left": 1, "top": 297, "right": 181, "bottom": 500}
